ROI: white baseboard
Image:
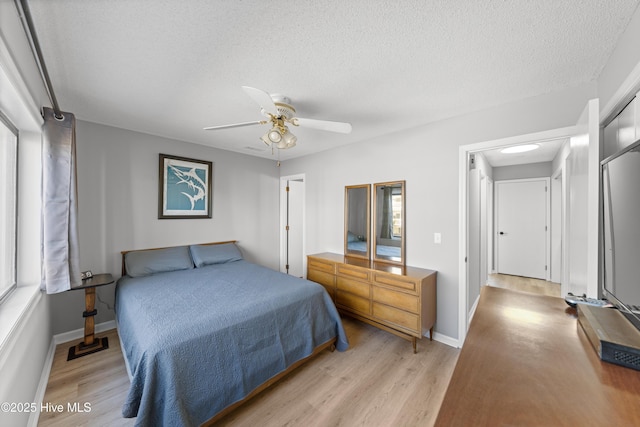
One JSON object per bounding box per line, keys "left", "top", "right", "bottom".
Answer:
{"left": 468, "top": 293, "right": 481, "bottom": 325}
{"left": 432, "top": 332, "right": 461, "bottom": 348}
{"left": 29, "top": 320, "right": 118, "bottom": 426}
{"left": 27, "top": 338, "right": 56, "bottom": 427}
{"left": 53, "top": 320, "right": 117, "bottom": 345}
{"left": 421, "top": 329, "right": 460, "bottom": 348}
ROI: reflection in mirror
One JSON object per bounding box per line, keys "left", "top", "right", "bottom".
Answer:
{"left": 344, "top": 184, "right": 370, "bottom": 259}
{"left": 373, "top": 181, "right": 405, "bottom": 264}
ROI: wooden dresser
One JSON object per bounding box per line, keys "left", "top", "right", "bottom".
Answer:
{"left": 307, "top": 252, "right": 436, "bottom": 352}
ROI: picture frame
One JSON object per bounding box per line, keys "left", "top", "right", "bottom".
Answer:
{"left": 158, "top": 153, "right": 213, "bottom": 219}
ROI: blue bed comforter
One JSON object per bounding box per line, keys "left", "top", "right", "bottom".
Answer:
{"left": 115, "top": 260, "right": 348, "bottom": 426}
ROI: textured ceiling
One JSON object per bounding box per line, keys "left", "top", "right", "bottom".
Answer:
{"left": 27, "top": 0, "right": 640, "bottom": 162}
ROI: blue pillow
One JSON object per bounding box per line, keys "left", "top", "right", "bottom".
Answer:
{"left": 190, "top": 243, "right": 243, "bottom": 267}
{"left": 125, "top": 246, "right": 194, "bottom": 278}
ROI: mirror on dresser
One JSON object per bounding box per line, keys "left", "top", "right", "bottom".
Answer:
{"left": 373, "top": 181, "right": 405, "bottom": 265}
{"left": 344, "top": 184, "right": 371, "bottom": 260}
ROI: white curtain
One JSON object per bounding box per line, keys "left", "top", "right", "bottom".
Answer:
{"left": 41, "top": 107, "right": 81, "bottom": 293}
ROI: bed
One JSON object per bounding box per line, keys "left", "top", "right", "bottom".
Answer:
{"left": 115, "top": 241, "right": 348, "bottom": 426}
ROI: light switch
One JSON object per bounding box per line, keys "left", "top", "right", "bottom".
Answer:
{"left": 434, "top": 232, "right": 442, "bottom": 244}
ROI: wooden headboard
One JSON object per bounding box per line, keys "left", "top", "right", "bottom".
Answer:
{"left": 120, "top": 240, "right": 237, "bottom": 276}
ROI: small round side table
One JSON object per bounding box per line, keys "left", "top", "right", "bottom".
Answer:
{"left": 67, "top": 273, "right": 114, "bottom": 361}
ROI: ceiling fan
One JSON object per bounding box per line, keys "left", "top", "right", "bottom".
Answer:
{"left": 204, "top": 86, "right": 352, "bottom": 149}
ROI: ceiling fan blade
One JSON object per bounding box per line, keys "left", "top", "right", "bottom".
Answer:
{"left": 241, "top": 86, "right": 279, "bottom": 116}
{"left": 292, "top": 117, "right": 352, "bottom": 134}
{"left": 203, "top": 120, "right": 264, "bottom": 131}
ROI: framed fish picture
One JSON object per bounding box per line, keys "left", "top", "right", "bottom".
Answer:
{"left": 158, "top": 154, "right": 213, "bottom": 219}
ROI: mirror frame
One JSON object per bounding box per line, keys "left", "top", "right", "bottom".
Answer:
{"left": 373, "top": 180, "right": 405, "bottom": 265}
{"left": 344, "top": 184, "right": 371, "bottom": 260}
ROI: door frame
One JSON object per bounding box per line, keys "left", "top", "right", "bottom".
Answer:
{"left": 486, "top": 176, "right": 494, "bottom": 274}
{"left": 458, "top": 126, "right": 576, "bottom": 346}
{"left": 279, "top": 173, "right": 306, "bottom": 276}
{"left": 494, "top": 177, "right": 551, "bottom": 281}
{"left": 550, "top": 166, "right": 564, "bottom": 287}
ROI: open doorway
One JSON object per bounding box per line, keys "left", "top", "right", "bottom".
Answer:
{"left": 458, "top": 126, "right": 577, "bottom": 343}
{"left": 466, "top": 140, "right": 563, "bottom": 315}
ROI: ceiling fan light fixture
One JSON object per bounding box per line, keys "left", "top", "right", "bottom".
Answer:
{"left": 206, "top": 86, "right": 352, "bottom": 154}
{"left": 267, "top": 128, "right": 283, "bottom": 143}
{"left": 262, "top": 126, "right": 297, "bottom": 149}
{"left": 281, "top": 130, "right": 297, "bottom": 149}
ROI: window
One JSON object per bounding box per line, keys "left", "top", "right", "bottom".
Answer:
{"left": 0, "top": 111, "right": 18, "bottom": 303}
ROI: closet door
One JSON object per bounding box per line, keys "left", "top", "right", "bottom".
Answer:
{"left": 286, "top": 180, "right": 304, "bottom": 277}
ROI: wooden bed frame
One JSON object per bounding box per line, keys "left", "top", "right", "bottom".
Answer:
{"left": 203, "top": 337, "right": 336, "bottom": 425}
{"left": 118, "top": 240, "right": 339, "bottom": 424}
{"left": 120, "top": 240, "right": 237, "bottom": 276}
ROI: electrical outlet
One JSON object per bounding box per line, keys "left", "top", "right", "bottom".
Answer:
{"left": 434, "top": 233, "right": 442, "bottom": 244}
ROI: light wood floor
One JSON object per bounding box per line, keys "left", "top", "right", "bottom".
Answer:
{"left": 39, "top": 317, "right": 460, "bottom": 427}
{"left": 487, "top": 273, "right": 561, "bottom": 298}
{"left": 38, "top": 274, "right": 554, "bottom": 427}
{"left": 38, "top": 330, "right": 135, "bottom": 427}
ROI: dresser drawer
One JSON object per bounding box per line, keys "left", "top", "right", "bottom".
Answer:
{"left": 308, "top": 257, "right": 335, "bottom": 274}
{"left": 373, "top": 286, "right": 419, "bottom": 313}
{"left": 337, "top": 277, "right": 370, "bottom": 299}
{"left": 337, "top": 264, "right": 371, "bottom": 281}
{"left": 308, "top": 270, "right": 335, "bottom": 299}
{"left": 337, "top": 290, "right": 370, "bottom": 314}
{"left": 373, "top": 302, "right": 419, "bottom": 334}
{"left": 374, "top": 272, "right": 418, "bottom": 293}
{"left": 308, "top": 269, "right": 335, "bottom": 288}
{"left": 319, "top": 283, "right": 335, "bottom": 299}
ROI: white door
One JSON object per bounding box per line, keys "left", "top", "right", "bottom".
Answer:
{"left": 284, "top": 179, "right": 304, "bottom": 277}
{"left": 496, "top": 179, "right": 548, "bottom": 279}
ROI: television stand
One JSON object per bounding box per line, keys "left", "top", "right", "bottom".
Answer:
{"left": 578, "top": 304, "right": 640, "bottom": 371}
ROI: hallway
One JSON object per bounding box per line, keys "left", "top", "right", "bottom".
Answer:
{"left": 487, "top": 273, "right": 561, "bottom": 298}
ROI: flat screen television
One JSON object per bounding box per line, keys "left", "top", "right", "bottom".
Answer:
{"left": 602, "top": 138, "right": 640, "bottom": 331}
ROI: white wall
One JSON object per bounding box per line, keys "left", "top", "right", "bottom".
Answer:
{"left": 493, "top": 161, "right": 552, "bottom": 181}
{"left": 47, "top": 121, "right": 282, "bottom": 334}
{"left": 280, "top": 82, "right": 596, "bottom": 341}
{"left": 552, "top": 139, "right": 571, "bottom": 174}
{"left": 0, "top": 293, "right": 50, "bottom": 427}
{"left": 0, "top": 6, "right": 51, "bottom": 424}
